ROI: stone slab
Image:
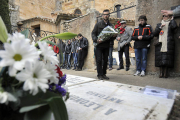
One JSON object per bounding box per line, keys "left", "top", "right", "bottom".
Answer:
{"left": 66, "top": 74, "right": 97, "bottom": 87}
{"left": 66, "top": 81, "right": 174, "bottom": 120}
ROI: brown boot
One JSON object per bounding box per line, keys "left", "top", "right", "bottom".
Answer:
{"left": 159, "top": 67, "right": 163, "bottom": 78}
{"left": 164, "top": 67, "right": 169, "bottom": 78}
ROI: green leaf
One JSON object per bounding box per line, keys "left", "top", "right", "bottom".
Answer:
{"left": 0, "top": 16, "right": 8, "bottom": 43}
{"left": 54, "top": 32, "right": 77, "bottom": 40}
{"left": 24, "top": 105, "right": 52, "bottom": 120}
{"left": 44, "top": 40, "right": 60, "bottom": 48}
{"left": 21, "top": 29, "right": 29, "bottom": 38}
{"left": 20, "top": 103, "right": 47, "bottom": 113}
{"left": 47, "top": 97, "right": 68, "bottom": 120}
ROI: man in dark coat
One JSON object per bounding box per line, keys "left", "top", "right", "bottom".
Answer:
{"left": 76, "top": 34, "right": 88, "bottom": 71}
{"left": 132, "top": 15, "right": 153, "bottom": 77}
{"left": 91, "top": 9, "right": 116, "bottom": 80}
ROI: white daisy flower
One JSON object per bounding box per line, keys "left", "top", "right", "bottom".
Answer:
{"left": 0, "top": 40, "right": 39, "bottom": 76}
{"left": 38, "top": 41, "right": 59, "bottom": 65}
{"left": 16, "top": 61, "right": 52, "bottom": 95}
{"left": 7, "top": 32, "right": 30, "bottom": 43}
{"left": 45, "top": 62, "right": 59, "bottom": 84}
{"left": 0, "top": 91, "right": 17, "bottom": 105}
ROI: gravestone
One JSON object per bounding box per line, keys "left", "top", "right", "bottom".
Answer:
{"left": 66, "top": 74, "right": 97, "bottom": 87}
{"left": 66, "top": 80, "right": 174, "bottom": 120}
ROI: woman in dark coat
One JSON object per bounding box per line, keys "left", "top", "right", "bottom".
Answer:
{"left": 154, "top": 15, "right": 177, "bottom": 78}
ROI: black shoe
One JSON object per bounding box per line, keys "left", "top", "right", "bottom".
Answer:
{"left": 117, "top": 67, "right": 124, "bottom": 70}
{"left": 98, "top": 76, "right": 103, "bottom": 80}
{"left": 75, "top": 68, "right": 82, "bottom": 71}
{"left": 126, "top": 67, "right": 129, "bottom": 71}
{"left": 102, "top": 75, "right": 109, "bottom": 80}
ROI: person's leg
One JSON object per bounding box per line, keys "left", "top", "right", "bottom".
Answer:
{"left": 96, "top": 47, "right": 103, "bottom": 77}
{"left": 102, "top": 47, "right": 109, "bottom": 76}
{"left": 117, "top": 48, "right": 124, "bottom": 69}
{"left": 62, "top": 53, "right": 66, "bottom": 67}
{"left": 141, "top": 48, "right": 148, "bottom": 72}
{"left": 80, "top": 50, "right": 87, "bottom": 70}
{"left": 67, "top": 54, "right": 71, "bottom": 69}
{"left": 124, "top": 45, "right": 130, "bottom": 70}
{"left": 74, "top": 52, "right": 78, "bottom": 69}
{"left": 109, "top": 46, "right": 113, "bottom": 69}
{"left": 77, "top": 50, "right": 82, "bottom": 70}
{"left": 135, "top": 48, "right": 142, "bottom": 72}
{"left": 65, "top": 54, "right": 68, "bottom": 68}
{"left": 72, "top": 53, "right": 75, "bottom": 69}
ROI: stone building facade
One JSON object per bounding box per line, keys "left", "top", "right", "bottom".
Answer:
{"left": 135, "top": 0, "right": 180, "bottom": 75}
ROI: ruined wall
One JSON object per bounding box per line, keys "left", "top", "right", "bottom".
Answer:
{"left": 136, "top": 0, "right": 180, "bottom": 75}
{"left": 13, "top": 0, "right": 56, "bottom": 20}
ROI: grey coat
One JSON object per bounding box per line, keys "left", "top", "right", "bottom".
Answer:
{"left": 173, "top": 6, "right": 180, "bottom": 17}
{"left": 71, "top": 40, "right": 79, "bottom": 53}
{"left": 116, "top": 26, "right": 133, "bottom": 51}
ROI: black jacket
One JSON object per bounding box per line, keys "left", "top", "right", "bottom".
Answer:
{"left": 92, "top": 20, "right": 115, "bottom": 48}
{"left": 65, "top": 43, "right": 71, "bottom": 54}
{"left": 79, "top": 37, "right": 88, "bottom": 50}
{"left": 154, "top": 20, "right": 177, "bottom": 67}
{"left": 132, "top": 23, "right": 153, "bottom": 49}
{"left": 57, "top": 41, "right": 66, "bottom": 53}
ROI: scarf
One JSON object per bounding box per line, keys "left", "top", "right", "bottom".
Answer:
{"left": 159, "top": 19, "right": 170, "bottom": 52}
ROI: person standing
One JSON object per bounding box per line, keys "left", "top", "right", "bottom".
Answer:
{"left": 108, "top": 38, "right": 114, "bottom": 70}
{"left": 153, "top": 15, "right": 177, "bottom": 78}
{"left": 76, "top": 34, "right": 88, "bottom": 71}
{"left": 71, "top": 38, "right": 79, "bottom": 70}
{"left": 91, "top": 9, "right": 116, "bottom": 80}
{"left": 116, "top": 21, "right": 133, "bottom": 71}
{"left": 65, "top": 40, "right": 72, "bottom": 70}
{"left": 132, "top": 15, "right": 153, "bottom": 76}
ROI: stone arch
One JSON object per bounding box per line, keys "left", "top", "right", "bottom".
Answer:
{"left": 74, "top": 9, "right": 82, "bottom": 15}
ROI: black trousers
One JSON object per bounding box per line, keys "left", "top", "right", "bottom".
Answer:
{"left": 118, "top": 45, "right": 130, "bottom": 68}
{"left": 78, "top": 50, "right": 87, "bottom": 69}
{"left": 96, "top": 47, "right": 109, "bottom": 76}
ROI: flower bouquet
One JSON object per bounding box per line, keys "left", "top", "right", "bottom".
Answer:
{"left": 94, "top": 26, "right": 118, "bottom": 46}
{"left": 0, "top": 17, "right": 77, "bottom": 120}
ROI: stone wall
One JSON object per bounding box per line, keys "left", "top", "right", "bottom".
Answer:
{"left": 136, "top": 0, "right": 180, "bottom": 75}
{"left": 13, "top": 0, "right": 56, "bottom": 20}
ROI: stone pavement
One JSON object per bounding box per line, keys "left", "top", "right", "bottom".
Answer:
{"left": 62, "top": 67, "right": 180, "bottom": 92}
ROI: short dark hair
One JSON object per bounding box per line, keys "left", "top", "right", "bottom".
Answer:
{"left": 77, "top": 33, "right": 82, "bottom": 37}
{"left": 138, "top": 15, "right": 147, "bottom": 21}
{"left": 103, "top": 9, "right": 110, "bottom": 13}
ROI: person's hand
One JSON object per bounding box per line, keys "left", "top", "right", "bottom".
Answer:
{"left": 80, "top": 48, "right": 82, "bottom": 50}
{"left": 161, "top": 10, "right": 173, "bottom": 16}
{"left": 98, "top": 38, "right": 102, "bottom": 43}
{"left": 161, "top": 24, "right": 165, "bottom": 28}
{"left": 117, "top": 37, "right": 121, "bottom": 41}
{"left": 125, "top": 43, "right": 127, "bottom": 45}
{"left": 179, "top": 36, "right": 180, "bottom": 39}
{"left": 138, "top": 36, "right": 143, "bottom": 40}
{"left": 72, "top": 52, "right": 73, "bottom": 53}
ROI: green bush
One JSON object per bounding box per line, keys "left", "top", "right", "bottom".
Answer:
{"left": 0, "top": 0, "right": 11, "bottom": 33}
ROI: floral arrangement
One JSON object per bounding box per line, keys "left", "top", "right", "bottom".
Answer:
{"left": 114, "top": 21, "right": 125, "bottom": 34}
{"left": 0, "top": 17, "right": 76, "bottom": 120}
{"left": 94, "top": 26, "right": 118, "bottom": 46}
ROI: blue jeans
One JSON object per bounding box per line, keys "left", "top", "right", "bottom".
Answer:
{"left": 109, "top": 46, "right": 113, "bottom": 68}
{"left": 135, "top": 48, "right": 148, "bottom": 72}
{"left": 65, "top": 54, "right": 71, "bottom": 68}
{"left": 63, "top": 53, "right": 66, "bottom": 65}
{"left": 72, "top": 52, "right": 78, "bottom": 68}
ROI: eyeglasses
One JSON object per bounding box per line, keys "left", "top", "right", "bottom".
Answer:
{"left": 103, "top": 14, "right": 110, "bottom": 16}
{"left": 163, "top": 15, "right": 168, "bottom": 17}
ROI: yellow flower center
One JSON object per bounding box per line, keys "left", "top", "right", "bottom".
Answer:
{"left": 13, "top": 54, "right": 22, "bottom": 61}
{"left": 33, "top": 73, "right": 37, "bottom": 78}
